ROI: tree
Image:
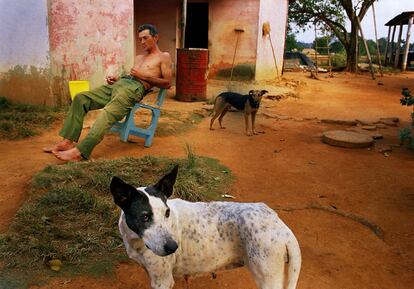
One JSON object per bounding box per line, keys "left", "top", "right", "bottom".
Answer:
{"left": 377, "top": 37, "right": 387, "bottom": 54}
{"left": 285, "top": 33, "right": 300, "bottom": 51}
{"left": 289, "top": 0, "right": 376, "bottom": 72}
{"left": 331, "top": 40, "right": 345, "bottom": 54}
{"left": 313, "top": 36, "right": 333, "bottom": 55}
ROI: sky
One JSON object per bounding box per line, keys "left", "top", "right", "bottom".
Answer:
{"left": 295, "top": 0, "right": 414, "bottom": 43}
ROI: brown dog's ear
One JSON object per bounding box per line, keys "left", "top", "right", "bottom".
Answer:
{"left": 261, "top": 90, "right": 269, "bottom": 95}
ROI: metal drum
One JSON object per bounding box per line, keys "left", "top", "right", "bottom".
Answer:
{"left": 176, "top": 48, "right": 208, "bottom": 102}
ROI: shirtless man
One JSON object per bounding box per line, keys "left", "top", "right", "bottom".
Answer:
{"left": 44, "top": 24, "right": 172, "bottom": 161}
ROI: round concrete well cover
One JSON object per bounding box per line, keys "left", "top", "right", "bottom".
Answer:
{"left": 322, "top": 130, "right": 374, "bottom": 148}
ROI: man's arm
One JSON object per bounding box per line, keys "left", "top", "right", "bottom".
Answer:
{"left": 131, "top": 53, "right": 172, "bottom": 89}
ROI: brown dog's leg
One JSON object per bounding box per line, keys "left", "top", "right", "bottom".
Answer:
{"left": 218, "top": 107, "right": 229, "bottom": 129}
{"left": 210, "top": 98, "right": 227, "bottom": 130}
{"left": 251, "top": 111, "right": 258, "bottom": 134}
{"left": 245, "top": 112, "right": 252, "bottom": 136}
{"left": 210, "top": 112, "right": 220, "bottom": 130}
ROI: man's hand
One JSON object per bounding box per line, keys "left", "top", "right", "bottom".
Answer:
{"left": 130, "top": 67, "right": 145, "bottom": 80}
{"left": 106, "top": 75, "right": 118, "bottom": 85}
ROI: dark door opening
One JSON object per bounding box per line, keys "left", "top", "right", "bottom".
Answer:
{"left": 185, "top": 3, "right": 208, "bottom": 49}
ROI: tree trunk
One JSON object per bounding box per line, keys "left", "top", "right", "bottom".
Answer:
{"left": 345, "top": 22, "right": 358, "bottom": 72}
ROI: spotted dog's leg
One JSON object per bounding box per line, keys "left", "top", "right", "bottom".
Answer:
{"left": 245, "top": 241, "right": 286, "bottom": 289}
{"left": 142, "top": 254, "right": 175, "bottom": 289}
{"left": 148, "top": 271, "right": 174, "bottom": 289}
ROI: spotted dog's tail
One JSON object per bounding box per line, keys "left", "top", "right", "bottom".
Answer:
{"left": 284, "top": 235, "right": 301, "bottom": 289}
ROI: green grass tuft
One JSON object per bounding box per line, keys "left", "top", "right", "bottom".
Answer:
{"left": 0, "top": 155, "right": 232, "bottom": 286}
{"left": 0, "top": 98, "right": 64, "bottom": 140}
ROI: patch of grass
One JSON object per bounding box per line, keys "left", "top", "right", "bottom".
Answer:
{"left": 0, "top": 97, "right": 64, "bottom": 140}
{"left": 0, "top": 155, "right": 232, "bottom": 286}
{"left": 215, "top": 63, "right": 255, "bottom": 80}
{"left": 156, "top": 111, "right": 204, "bottom": 137}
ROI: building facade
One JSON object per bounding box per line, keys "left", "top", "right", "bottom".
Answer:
{"left": 0, "top": 0, "right": 289, "bottom": 105}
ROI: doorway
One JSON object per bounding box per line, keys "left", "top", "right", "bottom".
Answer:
{"left": 185, "top": 3, "right": 209, "bottom": 49}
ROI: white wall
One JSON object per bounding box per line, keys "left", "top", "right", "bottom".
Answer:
{"left": 0, "top": 0, "right": 50, "bottom": 72}
{"left": 255, "top": 0, "right": 288, "bottom": 80}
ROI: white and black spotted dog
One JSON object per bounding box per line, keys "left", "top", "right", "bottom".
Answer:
{"left": 110, "top": 165, "right": 301, "bottom": 289}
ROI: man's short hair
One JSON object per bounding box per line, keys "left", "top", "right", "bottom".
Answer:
{"left": 138, "top": 24, "right": 159, "bottom": 36}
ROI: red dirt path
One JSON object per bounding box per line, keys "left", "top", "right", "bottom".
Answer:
{"left": 1, "top": 72, "right": 413, "bottom": 289}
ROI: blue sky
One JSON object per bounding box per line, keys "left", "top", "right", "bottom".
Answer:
{"left": 296, "top": 0, "right": 414, "bottom": 42}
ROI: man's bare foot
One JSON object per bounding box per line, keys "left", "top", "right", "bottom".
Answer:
{"left": 52, "top": 147, "right": 83, "bottom": 162}
{"left": 43, "top": 139, "right": 75, "bottom": 153}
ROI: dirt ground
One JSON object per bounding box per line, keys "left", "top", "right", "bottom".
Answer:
{"left": 1, "top": 72, "right": 414, "bottom": 289}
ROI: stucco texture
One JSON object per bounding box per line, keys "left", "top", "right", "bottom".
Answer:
{"left": 255, "top": 0, "right": 288, "bottom": 80}
{"left": 48, "top": 0, "right": 135, "bottom": 104}
{"left": 208, "top": 0, "right": 260, "bottom": 79}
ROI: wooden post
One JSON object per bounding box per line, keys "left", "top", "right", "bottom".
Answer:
{"left": 394, "top": 22, "right": 404, "bottom": 68}
{"left": 314, "top": 23, "right": 318, "bottom": 75}
{"left": 355, "top": 24, "right": 359, "bottom": 72}
{"left": 384, "top": 26, "right": 391, "bottom": 65}
{"left": 389, "top": 25, "right": 397, "bottom": 64}
{"left": 356, "top": 15, "right": 376, "bottom": 79}
{"left": 372, "top": 3, "right": 383, "bottom": 76}
{"left": 180, "top": 0, "right": 187, "bottom": 48}
{"left": 327, "top": 35, "right": 332, "bottom": 76}
{"left": 402, "top": 15, "right": 413, "bottom": 71}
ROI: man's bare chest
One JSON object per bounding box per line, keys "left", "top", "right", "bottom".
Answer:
{"left": 136, "top": 57, "right": 162, "bottom": 72}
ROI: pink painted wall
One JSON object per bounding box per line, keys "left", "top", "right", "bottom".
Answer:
{"left": 1, "top": 0, "right": 288, "bottom": 105}
{"left": 48, "top": 0, "right": 134, "bottom": 104}
{"left": 255, "top": 0, "right": 288, "bottom": 80}
{"left": 208, "top": 0, "right": 260, "bottom": 79}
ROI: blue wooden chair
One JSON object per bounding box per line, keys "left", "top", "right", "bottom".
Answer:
{"left": 111, "top": 88, "right": 166, "bottom": 147}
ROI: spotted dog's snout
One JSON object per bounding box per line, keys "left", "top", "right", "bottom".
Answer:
{"left": 163, "top": 239, "right": 178, "bottom": 255}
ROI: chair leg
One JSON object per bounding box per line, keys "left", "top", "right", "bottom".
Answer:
{"left": 144, "top": 109, "right": 160, "bottom": 147}
{"left": 118, "top": 105, "right": 139, "bottom": 142}
{"left": 119, "top": 127, "right": 129, "bottom": 142}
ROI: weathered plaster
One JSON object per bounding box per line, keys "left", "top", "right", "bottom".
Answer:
{"left": 255, "top": 0, "right": 288, "bottom": 80}
{"left": 0, "top": 0, "right": 288, "bottom": 105}
{"left": 48, "top": 0, "right": 135, "bottom": 104}
{"left": 208, "top": 0, "right": 260, "bottom": 79}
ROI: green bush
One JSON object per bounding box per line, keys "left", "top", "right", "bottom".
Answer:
{"left": 400, "top": 88, "right": 414, "bottom": 150}
{"left": 332, "top": 51, "right": 347, "bottom": 69}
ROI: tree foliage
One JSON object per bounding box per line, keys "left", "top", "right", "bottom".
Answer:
{"left": 289, "top": 0, "right": 377, "bottom": 72}
{"left": 313, "top": 36, "right": 333, "bottom": 55}
{"left": 285, "top": 33, "right": 300, "bottom": 51}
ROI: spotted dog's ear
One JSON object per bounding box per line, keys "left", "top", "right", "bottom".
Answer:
{"left": 110, "top": 176, "right": 137, "bottom": 209}
{"left": 249, "top": 90, "right": 254, "bottom": 96}
{"left": 261, "top": 90, "right": 269, "bottom": 95}
{"left": 154, "top": 165, "right": 179, "bottom": 198}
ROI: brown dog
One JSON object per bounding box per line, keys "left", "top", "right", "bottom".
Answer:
{"left": 210, "top": 90, "right": 268, "bottom": 136}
